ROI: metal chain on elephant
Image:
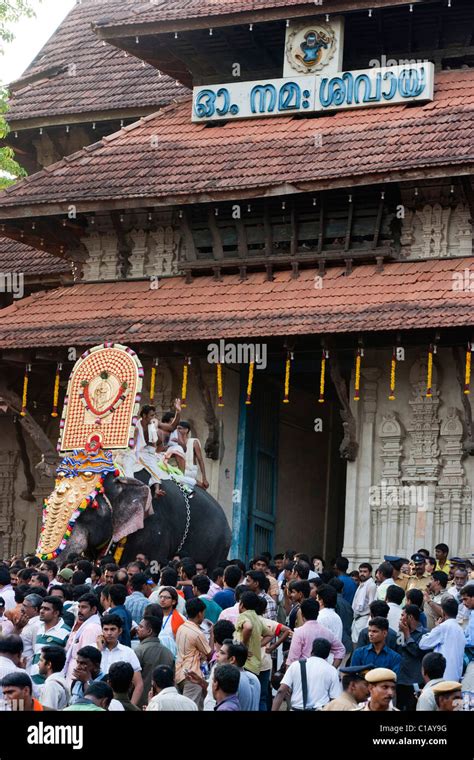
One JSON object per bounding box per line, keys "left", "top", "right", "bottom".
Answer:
{"left": 174, "top": 480, "right": 192, "bottom": 554}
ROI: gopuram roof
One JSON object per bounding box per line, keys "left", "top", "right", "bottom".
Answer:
{"left": 0, "top": 257, "right": 472, "bottom": 349}
{"left": 7, "top": 0, "right": 188, "bottom": 128}
{"left": 0, "top": 69, "right": 472, "bottom": 218}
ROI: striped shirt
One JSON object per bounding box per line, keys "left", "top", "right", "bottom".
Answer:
{"left": 30, "top": 621, "right": 70, "bottom": 686}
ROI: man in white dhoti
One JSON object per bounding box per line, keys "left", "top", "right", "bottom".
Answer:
{"left": 171, "top": 421, "right": 209, "bottom": 490}
{"left": 120, "top": 401, "right": 181, "bottom": 488}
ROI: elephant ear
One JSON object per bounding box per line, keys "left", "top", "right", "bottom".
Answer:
{"left": 104, "top": 475, "right": 153, "bottom": 543}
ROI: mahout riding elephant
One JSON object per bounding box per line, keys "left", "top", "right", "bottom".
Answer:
{"left": 43, "top": 472, "right": 232, "bottom": 571}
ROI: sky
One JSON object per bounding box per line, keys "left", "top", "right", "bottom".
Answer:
{"left": 0, "top": 0, "right": 75, "bottom": 85}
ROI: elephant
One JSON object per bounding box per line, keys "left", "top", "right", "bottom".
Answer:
{"left": 54, "top": 472, "right": 232, "bottom": 571}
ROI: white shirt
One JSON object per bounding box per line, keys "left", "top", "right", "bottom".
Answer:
{"left": 352, "top": 578, "right": 377, "bottom": 617}
{"left": 147, "top": 686, "right": 198, "bottom": 712}
{"left": 282, "top": 657, "right": 342, "bottom": 710}
{"left": 387, "top": 603, "right": 403, "bottom": 633}
{"left": 0, "top": 585, "right": 15, "bottom": 612}
{"left": 40, "top": 673, "right": 70, "bottom": 710}
{"left": 98, "top": 642, "right": 141, "bottom": 674}
{"left": 317, "top": 608, "right": 343, "bottom": 642}
{"left": 21, "top": 616, "right": 42, "bottom": 671}
{"left": 419, "top": 618, "right": 466, "bottom": 681}
{"left": 0, "top": 656, "right": 23, "bottom": 698}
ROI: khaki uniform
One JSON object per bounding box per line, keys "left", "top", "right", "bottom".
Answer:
{"left": 323, "top": 692, "right": 358, "bottom": 711}
{"left": 406, "top": 572, "right": 431, "bottom": 594}
{"left": 393, "top": 573, "right": 410, "bottom": 591}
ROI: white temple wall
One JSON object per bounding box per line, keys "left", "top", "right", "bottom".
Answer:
{"left": 343, "top": 347, "right": 474, "bottom": 566}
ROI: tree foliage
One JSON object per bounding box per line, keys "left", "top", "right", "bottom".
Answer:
{"left": 0, "top": 0, "right": 36, "bottom": 187}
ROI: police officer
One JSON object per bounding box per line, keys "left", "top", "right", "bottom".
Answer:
{"left": 353, "top": 667, "right": 399, "bottom": 711}
{"left": 323, "top": 665, "right": 372, "bottom": 711}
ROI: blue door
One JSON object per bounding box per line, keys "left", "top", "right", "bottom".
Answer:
{"left": 246, "top": 379, "right": 279, "bottom": 561}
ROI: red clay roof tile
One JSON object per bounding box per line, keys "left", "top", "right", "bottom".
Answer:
{"left": 0, "top": 257, "right": 472, "bottom": 349}
{"left": 0, "top": 237, "right": 70, "bottom": 276}
{"left": 1, "top": 70, "right": 473, "bottom": 212}
{"left": 8, "top": 0, "right": 188, "bottom": 124}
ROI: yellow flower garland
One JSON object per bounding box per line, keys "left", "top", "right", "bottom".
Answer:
{"left": 389, "top": 350, "right": 396, "bottom": 400}
{"left": 217, "top": 363, "right": 224, "bottom": 407}
{"left": 283, "top": 353, "right": 291, "bottom": 404}
{"left": 181, "top": 360, "right": 189, "bottom": 408}
{"left": 20, "top": 367, "right": 29, "bottom": 417}
{"left": 319, "top": 352, "right": 327, "bottom": 404}
{"left": 150, "top": 361, "right": 157, "bottom": 402}
{"left": 354, "top": 350, "right": 361, "bottom": 401}
{"left": 426, "top": 347, "right": 433, "bottom": 398}
{"left": 51, "top": 364, "right": 61, "bottom": 417}
{"left": 245, "top": 362, "right": 255, "bottom": 405}
{"left": 465, "top": 345, "right": 471, "bottom": 395}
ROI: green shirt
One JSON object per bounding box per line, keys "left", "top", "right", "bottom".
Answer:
{"left": 200, "top": 595, "right": 223, "bottom": 625}
{"left": 235, "top": 610, "right": 270, "bottom": 675}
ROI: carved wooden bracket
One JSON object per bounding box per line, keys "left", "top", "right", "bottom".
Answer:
{"left": 328, "top": 350, "right": 359, "bottom": 462}
{"left": 452, "top": 346, "right": 474, "bottom": 455}
{"left": 193, "top": 359, "right": 220, "bottom": 461}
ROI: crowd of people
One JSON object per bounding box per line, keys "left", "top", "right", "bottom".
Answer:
{"left": 0, "top": 544, "right": 472, "bottom": 712}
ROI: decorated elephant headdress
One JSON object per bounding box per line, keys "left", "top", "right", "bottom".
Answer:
{"left": 36, "top": 343, "right": 144, "bottom": 561}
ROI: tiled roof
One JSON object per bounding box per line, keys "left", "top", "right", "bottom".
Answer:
{"left": 94, "top": 0, "right": 407, "bottom": 27}
{"left": 7, "top": 0, "right": 188, "bottom": 124}
{"left": 0, "top": 257, "right": 472, "bottom": 349}
{"left": 0, "top": 237, "right": 70, "bottom": 276}
{"left": 0, "top": 69, "right": 472, "bottom": 212}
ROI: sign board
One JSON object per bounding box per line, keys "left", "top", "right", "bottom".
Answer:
{"left": 192, "top": 63, "right": 435, "bottom": 122}
{"left": 191, "top": 15, "right": 435, "bottom": 123}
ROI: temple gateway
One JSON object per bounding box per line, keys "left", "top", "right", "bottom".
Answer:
{"left": 0, "top": 0, "right": 473, "bottom": 564}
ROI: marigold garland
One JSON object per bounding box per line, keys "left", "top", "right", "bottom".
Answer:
{"left": 51, "top": 363, "right": 62, "bottom": 417}
{"left": 319, "top": 351, "right": 328, "bottom": 404}
{"left": 283, "top": 352, "right": 292, "bottom": 404}
{"left": 465, "top": 344, "right": 471, "bottom": 395}
{"left": 150, "top": 360, "right": 158, "bottom": 402}
{"left": 20, "top": 365, "right": 30, "bottom": 417}
{"left": 181, "top": 358, "right": 190, "bottom": 409}
{"left": 426, "top": 346, "right": 434, "bottom": 398}
{"left": 354, "top": 349, "right": 362, "bottom": 401}
{"left": 389, "top": 349, "right": 396, "bottom": 400}
{"left": 245, "top": 362, "right": 255, "bottom": 405}
{"left": 217, "top": 363, "right": 224, "bottom": 407}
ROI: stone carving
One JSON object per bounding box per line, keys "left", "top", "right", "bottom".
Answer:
{"left": 146, "top": 226, "right": 179, "bottom": 277}
{"left": 436, "top": 407, "right": 472, "bottom": 556}
{"left": 82, "top": 233, "right": 119, "bottom": 281}
{"left": 403, "top": 355, "right": 440, "bottom": 482}
{"left": 82, "top": 233, "right": 103, "bottom": 280}
{"left": 129, "top": 229, "right": 148, "bottom": 278}
{"left": 0, "top": 451, "right": 22, "bottom": 556}
{"left": 401, "top": 203, "right": 473, "bottom": 259}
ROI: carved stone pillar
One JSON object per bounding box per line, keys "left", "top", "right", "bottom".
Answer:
{"left": 82, "top": 233, "right": 103, "bottom": 281}
{"left": 377, "top": 412, "right": 406, "bottom": 557}
{"left": 343, "top": 367, "right": 380, "bottom": 565}
{"left": 100, "top": 235, "right": 119, "bottom": 280}
{"left": 0, "top": 452, "right": 19, "bottom": 557}
{"left": 402, "top": 355, "right": 440, "bottom": 551}
{"left": 436, "top": 407, "right": 472, "bottom": 555}
{"left": 146, "top": 227, "right": 178, "bottom": 277}
{"left": 128, "top": 229, "right": 148, "bottom": 278}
